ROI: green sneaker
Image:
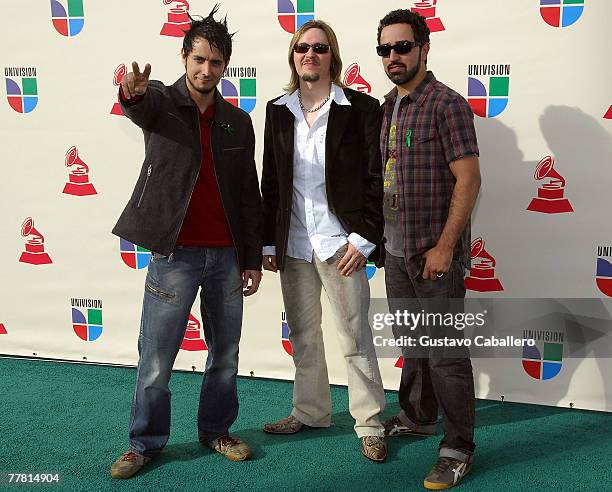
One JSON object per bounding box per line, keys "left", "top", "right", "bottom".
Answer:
{"left": 110, "top": 450, "right": 151, "bottom": 479}
{"left": 423, "top": 456, "right": 472, "bottom": 490}
{"left": 206, "top": 435, "right": 252, "bottom": 462}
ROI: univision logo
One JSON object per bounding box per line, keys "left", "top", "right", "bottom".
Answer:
{"left": 281, "top": 311, "right": 292, "bottom": 355}
{"left": 221, "top": 67, "right": 256, "bottom": 113}
{"left": 71, "top": 298, "right": 103, "bottom": 342}
{"left": 277, "top": 0, "right": 314, "bottom": 34}
{"left": 467, "top": 64, "right": 510, "bottom": 118}
{"left": 5, "top": 67, "right": 38, "bottom": 114}
{"left": 596, "top": 245, "right": 612, "bottom": 297}
{"left": 120, "top": 239, "right": 151, "bottom": 270}
{"left": 540, "top": 0, "right": 584, "bottom": 28}
{"left": 50, "top": 0, "right": 85, "bottom": 37}
{"left": 521, "top": 330, "right": 564, "bottom": 380}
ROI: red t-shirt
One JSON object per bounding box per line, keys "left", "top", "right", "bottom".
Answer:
{"left": 176, "top": 104, "right": 234, "bottom": 247}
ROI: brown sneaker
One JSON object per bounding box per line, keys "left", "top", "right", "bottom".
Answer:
{"left": 207, "top": 435, "right": 252, "bottom": 462}
{"left": 360, "top": 436, "right": 387, "bottom": 462}
{"left": 110, "top": 450, "right": 151, "bottom": 479}
{"left": 263, "top": 415, "right": 307, "bottom": 434}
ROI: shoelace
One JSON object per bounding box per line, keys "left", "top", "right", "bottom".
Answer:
{"left": 121, "top": 451, "right": 140, "bottom": 462}
{"left": 217, "top": 436, "right": 240, "bottom": 449}
{"left": 433, "top": 457, "right": 457, "bottom": 474}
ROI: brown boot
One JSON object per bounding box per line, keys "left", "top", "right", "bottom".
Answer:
{"left": 110, "top": 450, "right": 151, "bottom": 479}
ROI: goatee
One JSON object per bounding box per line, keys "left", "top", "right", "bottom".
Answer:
{"left": 302, "top": 72, "right": 320, "bottom": 82}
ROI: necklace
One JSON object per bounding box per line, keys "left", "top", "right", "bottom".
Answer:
{"left": 298, "top": 89, "right": 331, "bottom": 113}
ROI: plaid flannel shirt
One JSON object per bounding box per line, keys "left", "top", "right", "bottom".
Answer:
{"left": 380, "top": 71, "right": 479, "bottom": 279}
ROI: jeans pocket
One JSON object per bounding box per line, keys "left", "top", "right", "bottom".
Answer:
{"left": 145, "top": 281, "right": 177, "bottom": 305}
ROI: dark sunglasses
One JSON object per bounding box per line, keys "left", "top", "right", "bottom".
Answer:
{"left": 376, "top": 40, "right": 420, "bottom": 57}
{"left": 293, "top": 43, "right": 330, "bottom": 54}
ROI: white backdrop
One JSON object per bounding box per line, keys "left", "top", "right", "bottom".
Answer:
{"left": 1, "top": 0, "right": 612, "bottom": 412}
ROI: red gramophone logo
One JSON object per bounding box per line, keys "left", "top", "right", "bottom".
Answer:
{"left": 395, "top": 356, "right": 404, "bottom": 368}
{"left": 160, "top": 0, "right": 190, "bottom": 37}
{"left": 604, "top": 106, "right": 612, "bottom": 119}
{"left": 0, "top": 323, "right": 7, "bottom": 335}
{"left": 465, "top": 237, "right": 503, "bottom": 292}
{"left": 343, "top": 63, "right": 371, "bottom": 94}
{"left": 527, "top": 156, "right": 573, "bottom": 214}
{"left": 180, "top": 313, "right": 208, "bottom": 351}
{"left": 110, "top": 64, "right": 126, "bottom": 116}
{"left": 62, "top": 146, "right": 97, "bottom": 196}
{"left": 411, "top": 0, "right": 445, "bottom": 33}
{"left": 19, "top": 217, "right": 52, "bottom": 265}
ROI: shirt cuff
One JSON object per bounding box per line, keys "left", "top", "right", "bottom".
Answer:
{"left": 348, "top": 233, "right": 375, "bottom": 258}
{"left": 118, "top": 85, "right": 143, "bottom": 106}
{"left": 263, "top": 246, "right": 276, "bottom": 256}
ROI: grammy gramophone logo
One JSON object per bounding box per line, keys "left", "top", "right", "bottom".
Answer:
{"left": 526, "top": 156, "right": 573, "bottom": 214}
{"left": 110, "top": 64, "right": 126, "bottom": 116}
{"left": 411, "top": 0, "right": 445, "bottom": 33}
{"left": 19, "top": 217, "right": 52, "bottom": 265}
{"left": 180, "top": 313, "right": 208, "bottom": 351}
{"left": 464, "top": 237, "right": 503, "bottom": 292}
{"left": 160, "top": 0, "right": 191, "bottom": 37}
{"left": 62, "top": 146, "right": 97, "bottom": 196}
{"left": 343, "top": 63, "right": 371, "bottom": 94}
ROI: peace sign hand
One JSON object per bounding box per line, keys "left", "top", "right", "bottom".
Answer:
{"left": 121, "top": 61, "right": 151, "bottom": 99}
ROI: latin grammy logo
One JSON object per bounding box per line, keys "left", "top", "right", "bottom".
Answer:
{"left": 180, "top": 313, "right": 207, "bottom": 351}
{"left": 527, "top": 156, "right": 573, "bottom": 214}
{"left": 110, "top": 64, "right": 126, "bottom": 116}
{"left": 62, "top": 146, "right": 97, "bottom": 196}
{"left": 343, "top": 63, "right": 371, "bottom": 94}
{"left": 411, "top": 0, "right": 445, "bottom": 33}
{"left": 464, "top": 237, "right": 503, "bottom": 292}
{"left": 604, "top": 105, "right": 612, "bottom": 119}
{"left": 160, "top": 0, "right": 191, "bottom": 37}
{"left": 0, "top": 323, "right": 7, "bottom": 335}
{"left": 19, "top": 217, "right": 52, "bottom": 265}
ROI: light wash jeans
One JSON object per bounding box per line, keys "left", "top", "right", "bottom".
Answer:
{"left": 280, "top": 245, "right": 385, "bottom": 438}
{"left": 128, "top": 246, "right": 243, "bottom": 456}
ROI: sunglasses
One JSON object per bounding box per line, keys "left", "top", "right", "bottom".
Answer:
{"left": 376, "top": 40, "right": 420, "bottom": 57}
{"left": 293, "top": 43, "right": 330, "bottom": 54}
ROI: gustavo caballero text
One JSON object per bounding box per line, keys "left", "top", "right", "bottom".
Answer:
{"left": 373, "top": 335, "right": 535, "bottom": 348}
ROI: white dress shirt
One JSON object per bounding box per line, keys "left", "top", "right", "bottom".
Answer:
{"left": 263, "top": 84, "right": 375, "bottom": 262}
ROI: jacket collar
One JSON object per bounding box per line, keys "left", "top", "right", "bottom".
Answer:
{"left": 170, "top": 74, "right": 235, "bottom": 124}
{"left": 271, "top": 85, "right": 353, "bottom": 169}
{"left": 383, "top": 70, "right": 437, "bottom": 108}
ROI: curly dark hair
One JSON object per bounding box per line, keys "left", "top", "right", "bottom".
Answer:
{"left": 377, "top": 9, "right": 430, "bottom": 46}
{"left": 183, "top": 4, "right": 234, "bottom": 65}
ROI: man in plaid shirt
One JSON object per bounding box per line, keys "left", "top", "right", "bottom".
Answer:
{"left": 376, "top": 9, "right": 481, "bottom": 490}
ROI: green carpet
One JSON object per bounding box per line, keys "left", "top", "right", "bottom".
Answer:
{"left": 1, "top": 357, "right": 610, "bottom": 491}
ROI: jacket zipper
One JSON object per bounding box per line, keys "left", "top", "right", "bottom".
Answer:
{"left": 137, "top": 164, "right": 152, "bottom": 208}
{"left": 209, "top": 120, "right": 239, "bottom": 257}
{"left": 169, "top": 108, "right": 203, "bottom": 252}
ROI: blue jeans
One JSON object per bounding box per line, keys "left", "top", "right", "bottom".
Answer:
{"left": 128, "top": 246, "right": 243, "bottom": 456}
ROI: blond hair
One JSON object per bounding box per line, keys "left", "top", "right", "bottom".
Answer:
{"left": 285, "top": 19, "right": 345, "bottom": 93}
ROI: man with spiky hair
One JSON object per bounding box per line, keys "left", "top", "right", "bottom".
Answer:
{"left": 110, "top": 6, "right": 262, "bottom": 479}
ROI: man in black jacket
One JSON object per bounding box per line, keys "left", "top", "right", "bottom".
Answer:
{"left": 110, "top": 8, "right": 262, "bottom": 479}
{"left": 260, "top": 20, "right": 387, "bottom": 462}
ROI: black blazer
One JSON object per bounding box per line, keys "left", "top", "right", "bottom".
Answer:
{"left": 261, "top": 87, "right": 384, "bottom": 271}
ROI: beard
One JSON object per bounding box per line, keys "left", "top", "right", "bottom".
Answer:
{"left": 301, "top": 72, "right": 320, "bottom": 83}
{"left": 385, "top": 48, "right": 422, "bottom": 86}
{"left": 187, "top": 75, "right": 217, "bottom": 94}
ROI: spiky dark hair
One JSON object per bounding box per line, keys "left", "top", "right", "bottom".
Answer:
{"left": 183, "top": 4, "right": 234, "bottom": 64}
